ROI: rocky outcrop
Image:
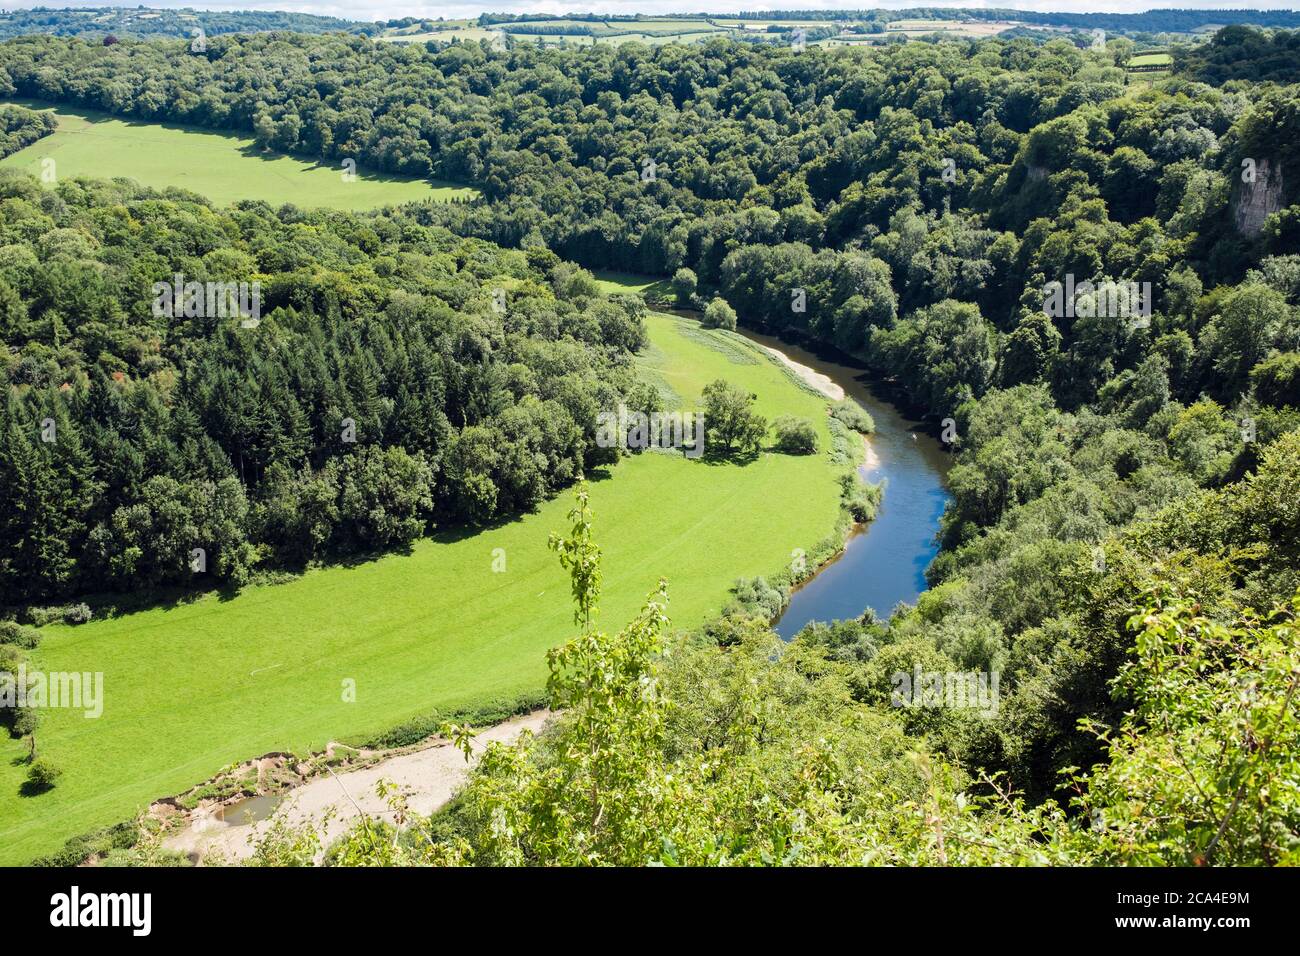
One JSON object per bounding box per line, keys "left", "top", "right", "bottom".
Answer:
{"left": 1234, "top": 157, "right": 1285, "bottom": 237}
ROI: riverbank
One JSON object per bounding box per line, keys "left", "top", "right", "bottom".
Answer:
{"left": 152, "top": 330, "right": 933, "bottom": 863}
{"left": 737, "top": 328, "right": 952, "bottom": 638}
{"left": 161, "top": 710, "right": 551, "bottom": 865}
{"left": 754, "top": 342, "right": 845, "bottom": 402}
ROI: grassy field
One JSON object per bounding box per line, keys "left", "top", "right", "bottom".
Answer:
{"left": 380, "top": 26, "right": 500, "bottom": 43}
{"left": 1128, "top": 51, "right": 1174, "bottom": 66}
{"left": 886, "top": 19, "right": 1014, "bottom": 37}
{"left": 0, "top": 310, "right": 843, "bottom": 864}
{"left": 592, "top": 269, "right": 674, "bottom": 300}
{"left": 0, "top": 101, "right": 475, "bottom": 210}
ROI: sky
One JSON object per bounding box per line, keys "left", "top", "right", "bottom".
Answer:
{"left": 3, "top": 1, "right": 1298, "bottom": 23}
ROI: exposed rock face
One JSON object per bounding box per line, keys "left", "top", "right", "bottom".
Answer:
{"left": 1234, "top": 157, "right": 1285, "bottom": 237}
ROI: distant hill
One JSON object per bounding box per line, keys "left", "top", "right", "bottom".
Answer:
{"left": 598, "top": 8, "right": 1300, "bottom": 36}
{"left": 0, "top": 6, "right": 377, "bottom": 41}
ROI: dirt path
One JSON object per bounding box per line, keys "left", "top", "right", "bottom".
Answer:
{"left": 163, "top": 710, "right": 551, "bottom": 864}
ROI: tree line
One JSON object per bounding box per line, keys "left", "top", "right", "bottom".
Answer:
{"left": 0, "top": 172, "right": 649, "bottom": 608}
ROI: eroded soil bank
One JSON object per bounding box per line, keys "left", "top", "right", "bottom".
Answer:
{"left": 160, "top": 710, "right": 551, "bottom": 864}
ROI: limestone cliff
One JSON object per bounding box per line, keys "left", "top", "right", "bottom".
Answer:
{"left": 1233, "top": 157, "right": 1285, "bottom": 236}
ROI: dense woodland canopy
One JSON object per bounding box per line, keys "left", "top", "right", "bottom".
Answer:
{"left": 0, "top": 103, "right": 53, "bottom": 159}
{"left": 1, "top": 24, "right": 1298, "bottom": 865}
{"left": 1176, "top": 25, "right": 1300, "bottom": 83}
{"left": 0, "top": 176, "right": 650, "bottom": 607}
{"left": 0, "top": 7, "right": 373, "bottom": 41}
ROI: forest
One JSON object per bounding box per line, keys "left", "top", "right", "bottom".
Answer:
{"left": 0, "top": 7, "right": 374, "bottom": 41}
{"left": 0, "top": 103, "right": 53, "bottom": 159}
{"left": 0, "top": 21, "right": 1297, "bottom": 867}
{"left": 0, "top": 175, "right": 654, "bottom": 609}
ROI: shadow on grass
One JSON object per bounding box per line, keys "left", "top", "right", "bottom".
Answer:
{"left": 43, "top": 469, "right": 623, "bottom": 623}
{"left": 17, "top": 779, "right": 52, "bottom": 799}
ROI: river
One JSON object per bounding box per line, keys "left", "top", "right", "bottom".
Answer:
{"left": 739, "top": 329, "right": 953, "bottom": 638}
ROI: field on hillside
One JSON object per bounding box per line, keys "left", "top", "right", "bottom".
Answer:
{"left": 0, "top": 310, "right": 844, "bottom": 865}
{"left": 380, "top": 26, "right": 500, "bottom": 44}
{"left": 380, "top": 16, "right": 1022, "bottom": 49}
{"left": 886, "top": 19, "right": 1015, "bottom": 37}
{"left": 0, "top": 101, "right": 475, "bottom": 210}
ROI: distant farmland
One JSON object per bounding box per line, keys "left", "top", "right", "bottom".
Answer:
{"left": 379, "top": 15, "right": 1023, "bottom": 49}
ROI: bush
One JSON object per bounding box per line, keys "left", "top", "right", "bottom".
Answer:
{"left": 840, "top": 473, "right": 881, "bottom": 522}
{"left": 30, "top": 821, "right": 138, "bottom": 867}
{"left": 773, "top": 416, "right": 818, "bottom": 454}
{"left": 28, "top": 604, "right": 94, "bottom": 627}
{"left": 671, "top": 267, "right": 697, "bottom": 307}
{"left": 27, "top": 757, "right": 62, "bottom": 791}
{"left": 0, "top": 620, "right": 41, "bottom": 648}
{"left": 63, "top": 603, "right": 93, "bottom": 625}
{"left": 831, "top": 401, "right": 875, "bottom": 434}
{"left": 729, "top": 576, "right": 785, "bottom": 620}
{"left": 702, "top": 298, "right": 738, "bottom": 331}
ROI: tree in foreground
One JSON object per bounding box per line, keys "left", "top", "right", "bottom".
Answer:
{"left": 700, "top": 379, "right": 767, "bottom": 458}
{"left": 1076, "top": 584, "right": 1300, "bottom": 866}
{"left": 266, "top": 485, "right": 1078, "bottom": 866}
{"left": 246, "top": 498, "right": 1300, "bottom": 867}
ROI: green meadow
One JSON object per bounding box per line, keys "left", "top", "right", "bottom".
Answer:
{"left": 1128, "top": 51, "right": 1174, "bottom": 67}
{"left": 0, "top": 311, "right": 843, "bottom": 864}
{"left": 0, "top": 100, "right": 475, "bottom": 210}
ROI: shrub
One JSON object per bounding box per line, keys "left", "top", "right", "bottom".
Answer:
{"left": 27, "top": 604, "right": 93, "bottom": 627}
{"left": 30, "top": 821, "right": 138, "bottom": 867}
{"left": 27, "top": 757, "right": 62, "bottom": 791}
{"left": 63, "top": 603, "right": 93, "bottom": 625}
{"left": 671, "top": 267, "right": 697, "bottom": 307}
{"left": 831, "top": 401, "right": 875, "bottom": 434}
{"left": 773, "top": 415, "right": 818, "bottom": 454}
{"left": 730, "top": 576, "right": 785, "bottom": 620}
{"left": 702, "top": 298, "right": 738, "bottom": 331}
{"left": 0, "top": 620, "right": 41, "bottom": 648}
{"left": 840, "top": 473, "right": 881, "bottom": 522}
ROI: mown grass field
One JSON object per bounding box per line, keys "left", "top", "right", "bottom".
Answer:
{"left": 1129, "top": 51, "right": 1174, "bottom": 67}
{"left": 0, "top": 310, "right": 842, "bottom": 864}
{"left": 0, "top": 100, "right": 475, "bottom": 210}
